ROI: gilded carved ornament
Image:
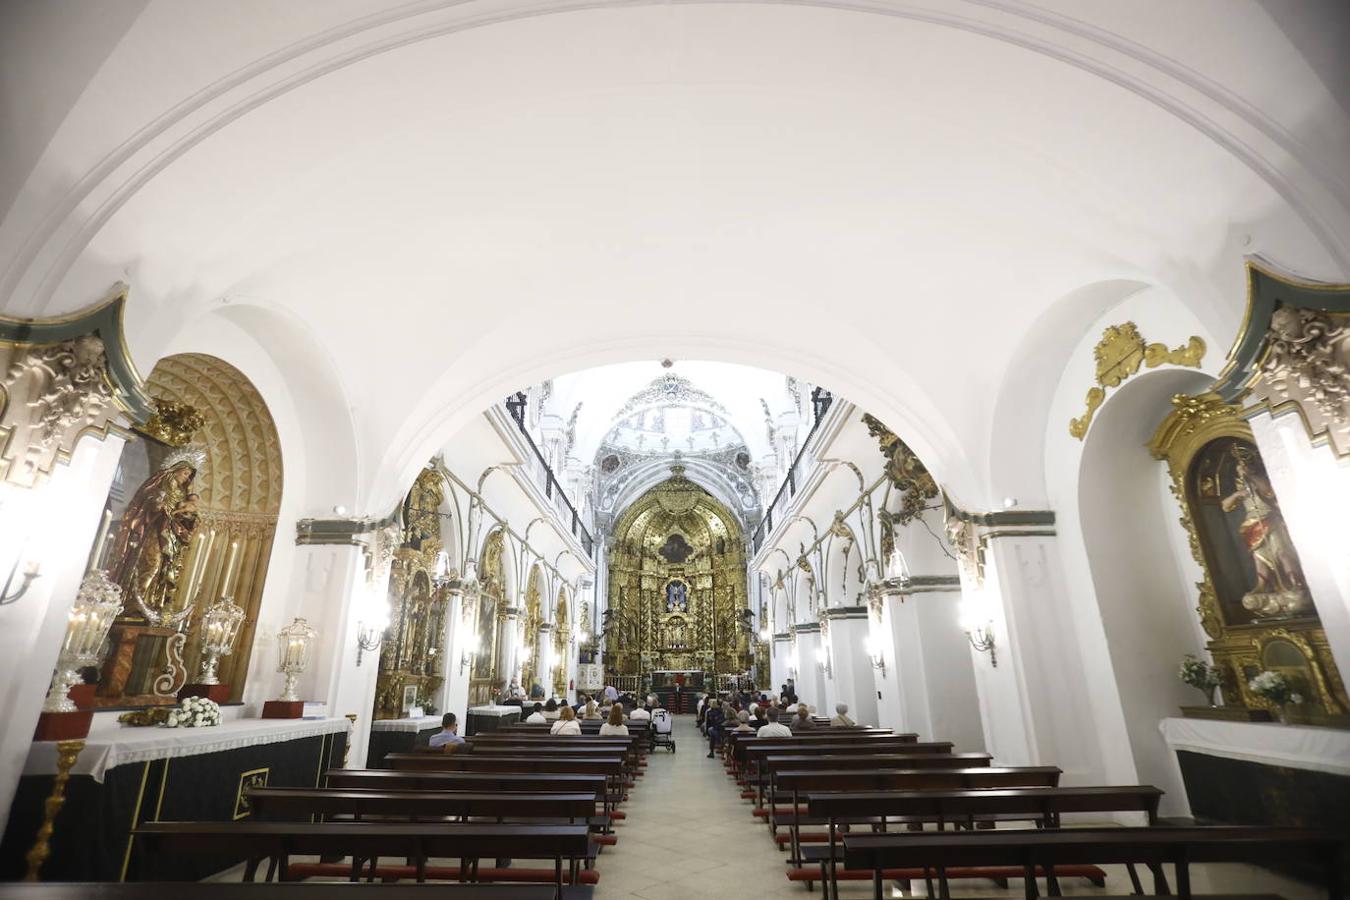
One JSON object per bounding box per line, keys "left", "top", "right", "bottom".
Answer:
{"left": 137, "top": 399, "right": 205, "bottom": 447}
{"left": 1069, "top": 322, "right": 1206, "bottom": 440}
{"left": 1247, "top": 307, "right": 1350, "bottom": 457}
{"left": 861, "top": 414, "right": 938, "bottom": 524}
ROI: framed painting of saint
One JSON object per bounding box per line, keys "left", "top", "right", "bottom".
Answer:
{"left": 664, "top": 579, "right": 688, "bottom": 613}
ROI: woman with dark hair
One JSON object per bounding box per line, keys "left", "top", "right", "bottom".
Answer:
{"left": 542, "top": 698, "right": 560, "bottom": 722}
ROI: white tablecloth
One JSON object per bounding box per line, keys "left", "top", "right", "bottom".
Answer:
{"left": 369, "top": 715, "right": 444, "bottom": 734}
{"left": 468, "top": 705, "right": 521, "bottom": 719}
{"left": 1159, "top": 716, "right": 1350, "bottom": 776}
{"left": 25, "top": 716, "right": 351, "bottom": 782}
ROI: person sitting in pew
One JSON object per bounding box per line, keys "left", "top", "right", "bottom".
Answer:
{"left": 550, "top": 704, "right": 582, "bottom": 735}
{"left": 704, "top": 699, "right": 726, "bottom": 757}
{"left": 751, "top": 705, "right": 769, "bottom": 731}
{"left": 729, "top": 710, "right": 755, "bottom": 734}
{"left": 831, "top": 703, "right": 855, "bottom": 727}
{"left": 599, "top": 703, "right": 629, "bottom": 736}
{"left": 630, "top": 697, "right": 652, "bottom": 721}
{"left": 542, "top": 698, "right": 561, "bottom": 721}
{"left": 582, "top": 700, "right": 602, "bottom": 720}
{"left": 790, "top": 705, "right": 817, "bottom": 732}
{"left": 525, "top": 702, "right": 546, "bottom": 724}
{"left": 428, "top": 712, "right": 465, "bottom": 749}
{"left": 757, "top": 706, "right": 793, "bottom": 738}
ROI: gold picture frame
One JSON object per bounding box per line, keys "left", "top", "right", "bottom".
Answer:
{"left": 233, "top": 767, "right": 270, "bottom": 820}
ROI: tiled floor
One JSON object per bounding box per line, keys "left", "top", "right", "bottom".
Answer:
{"left": 593, "top": 716, "right": 1323, "bottom": 900}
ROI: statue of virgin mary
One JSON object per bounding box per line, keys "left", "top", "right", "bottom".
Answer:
{"left": 107, "top": 446, "right": 206, "bottom": 620}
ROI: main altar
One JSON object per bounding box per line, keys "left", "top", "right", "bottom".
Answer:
{"left": 603, "top": 470, "right": 753, "bottom": 686}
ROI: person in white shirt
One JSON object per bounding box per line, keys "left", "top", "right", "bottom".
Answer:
{"left": 756, "top": 707, "right": 793, "bottom": 739}
{"left": 550, "top": 705, "right": 582, "bottom": 735}
{"left": 541, "top": 698, "right": 560, "bottom": 721}
{"left": 598, "top": 704, "right": 629, "bottom": 736}
{"left": 525, "top": 702, "right": 546, "bottom": 724}
{"left": 629, "top": 699, "right": 651, "bottom": 722}
{"left": 830, "top": 703, "right": 856, "bottom": 727}
{"left": 428, "top": 712, "right": 465, "bottom": 749}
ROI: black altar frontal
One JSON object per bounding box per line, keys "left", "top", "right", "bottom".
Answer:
{"left": 0, "top": 718, "right": 348, "bottom": 882}
{"left": 366, "top": 715, "right": 443, "bottom": 767}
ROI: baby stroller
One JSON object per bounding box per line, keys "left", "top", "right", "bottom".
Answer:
{"left": 651, "top": 708, "right": 676, "bottom": 752}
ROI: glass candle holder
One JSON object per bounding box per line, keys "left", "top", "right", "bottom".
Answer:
{"left": 43, "top": 571, "right": 124, "bottom": 713}
{"left": 276, "top": 617, "right": 317, "bottom": 702}
{"left": 196, "top": 597, "right": 246, "bottom": 685}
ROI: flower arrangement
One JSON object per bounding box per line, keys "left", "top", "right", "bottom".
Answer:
{"left": 165, "top": 696, "right": 221, "bottom": 728}
{"left": 1177, "top": 654, "right": 1222, "bottom": 704}
{"left": 1247, "top": 670, "right": 1302, "bottom": 710}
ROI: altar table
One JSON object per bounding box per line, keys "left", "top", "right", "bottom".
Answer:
{"left": 0, "top": 717, "right": 349, "bottom": 882}
{"left": 367, "top": 715, "right": 445, "bottom": 767}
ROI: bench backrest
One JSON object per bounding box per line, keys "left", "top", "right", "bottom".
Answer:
{"left": 773, "top": 766, "right": 1062, "bottom": 793}
{"left": 807, "top": 785, "right": 1163, "bottom": 824}
{"left": 247, "top": 787, "right": 598, "bottom": 821}
{"left": 323, "top": 769, "right": 606, "bottom": 795}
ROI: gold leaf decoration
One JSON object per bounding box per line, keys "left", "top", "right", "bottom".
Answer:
{"left": 1070, "top": 323, "right": 1205, "bottom": 440}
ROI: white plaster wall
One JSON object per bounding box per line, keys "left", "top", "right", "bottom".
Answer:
{"left": 913, "top": 591, "right": 986, "bottom": 753}
{"left": 1041, "top": 286, "right": 1227, "bottom": 796}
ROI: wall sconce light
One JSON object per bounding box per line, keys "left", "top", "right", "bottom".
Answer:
{"left": 355, "top": 600, "right": 389, "bottom": 668}
{"left": 815, "top": 645, "right": 832, "bottom": 678}
{"left": 865, "top": 633, "right": 886, "bottom": 677}
{"left": 0, "top": 554, "right": 41, "bottom": 607}
{"left": 959, "top": 598, "right": 997, "bottom": 667}
{"left": 759, "top": 628, "right": 771, "bottom": 642}
{"left": 460, "top": 634, "right": 479, "bottom": 675}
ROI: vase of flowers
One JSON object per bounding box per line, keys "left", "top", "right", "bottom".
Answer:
{"left": 1247, "top": 670, "right": 1302, "bottom": 723}
{"left": 165, "top": 695, "right": 222, "bottom": 728}
{"left": 1177, "top": 654, "right": 1222, "bottom": 707}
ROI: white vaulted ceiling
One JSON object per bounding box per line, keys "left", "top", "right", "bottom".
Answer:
{"left": 2, "top": 1, "right": 1348, "bottom": 514}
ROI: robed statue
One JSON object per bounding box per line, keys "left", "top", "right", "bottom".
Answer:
{"left": 1221, "top": 446, "right": 1311, "bottom": 618}
{"left": 107, "top": 446, "right": 206, "bottom": 619}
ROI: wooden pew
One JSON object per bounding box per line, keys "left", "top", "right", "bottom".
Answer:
{"left": 383, "top": 754, "right": 630, "bottom": 810}
{"left": 746, "top": 747, "right": 973, "bottom": 808}
{"left": 248, "top": 788, "right": 598, "bottom": 824}
{"left": 768, "top": 768, "right": 1063, "bottom": 860}
{"left": 134, "top": 821, "right": 594, "bottom": 898}
{"left": 0, "top": 885, "right": 557, "bottom": 899}
{"left": 842, "top": 825, "right": 1348, "bottom": 900}
{"left": 806, "top": 786, "right": 1165, "bottom": 899}
{"left": 321, "top": 770, "right": 620, "bottom": 824}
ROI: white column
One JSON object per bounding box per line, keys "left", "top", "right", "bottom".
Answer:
{"left": 0, "top": 433, "right": 124, "bottom": 827}
{"left": 823, "top": 607, "right": 877, "bottom": 726}
{"left": 443, "top": 588, "right": 473, "bottom": 721}
{"left": 966, "top": 525, "right": 1117, "bottom": 785}
{"left": 792, "top": 625, "right": 827, "bottom": 713}
{"left": 771, "top": 634, "right": 790, "bottom": 694}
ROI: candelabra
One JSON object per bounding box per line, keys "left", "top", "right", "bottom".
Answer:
{"left": 196, "top": 597, "right": 246, "bottom": 684}
{"left": 276, "top": 617, "right": 317, "bottom": 702}
{"left": 43, "top": 571, "right": 123, "bottom": 713}
{"left": 866, "top": 632, "right": 887, "bottom": 677}
{"left": 815, "top": 645, "right": 832, "bottom": 679}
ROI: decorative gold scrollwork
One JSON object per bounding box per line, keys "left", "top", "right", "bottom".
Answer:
{"left": 1070, "top": 322, "right": 1206, "bottom": 439}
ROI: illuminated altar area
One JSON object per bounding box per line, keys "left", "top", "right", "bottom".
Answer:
{"left": 602, "top": 467, "right": 755, "bottom": 697}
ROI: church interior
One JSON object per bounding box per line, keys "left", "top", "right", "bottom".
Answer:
{"left": 1, "top": 2, "right": 1349, "bottom": 898}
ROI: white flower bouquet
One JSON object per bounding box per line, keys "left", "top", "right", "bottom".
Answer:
{"left": 165, "top": 695, "right": 222, "bottom": 728}
{"left": 1247, "top": 670, "right": 1302, "bottom": 709}
{"left": 1177, "top": 654, "right": 1222, "bottom": 704}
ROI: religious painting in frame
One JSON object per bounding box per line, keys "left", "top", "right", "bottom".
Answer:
{"left": 1150, "top": 393, "right": 1348, "bottom": 718}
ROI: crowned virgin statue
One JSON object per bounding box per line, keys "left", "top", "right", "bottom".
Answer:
{"left": 1220, "top": 446, "right": 1311, "bottom": 618}
{"left": 107, "top": 446, "right": 206, "bottom": 620}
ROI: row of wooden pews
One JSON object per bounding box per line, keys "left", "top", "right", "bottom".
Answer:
{"left": 717, "top": 721, "right": 1346, "bottom": 900}
{"left": 15, "top": 718, "right": 656, "bottom": 900}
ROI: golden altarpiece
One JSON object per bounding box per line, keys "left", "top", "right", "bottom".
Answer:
{"left": 373, "top": 469, "right": 451, "bottom": 718}
{"left": 1150, "top": 393, "right": 1347, "bottom": 721}
{"left": 605, "top": 469, "right": 751, "bottom": 681}
{"left": 468, "top": 528, "right": 507, "bottom": 706}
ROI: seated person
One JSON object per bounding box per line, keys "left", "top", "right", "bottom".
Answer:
{"left": 756, "top": 706, "right": 792, "bottom": 738}
{"left": 582, "top": 700, "right": 602, "bottom": 720}
{"left": 598, "top": 704, "right": 629, "bottom": 736}
{"left": 703, "top": 699, "right": 726, "bottom": 758}
{"left": 428, "top": 712, "right": 465, "bottom": 749}
{"left": 541, "top": 698, "right": 561, "bottom": 721}
{"left": 751, "top": 706, "right": 769, "bottom": 730}
{"left": 525, "top": 702, "right": 546, "bottom": 724}
{"left": 790, "top": 704, "right": 817, "bottom": 731}
{"left": 550, "top": 704, "right": 582, "bottom": 735}
{"left": 629, "top": 697, "right": 652, "bottom": 721}
{"left": 830, "top": 703, "right": 855, "bottom": 727}
{"left": 729, "top": 710, "right": 754, "bottom": 734}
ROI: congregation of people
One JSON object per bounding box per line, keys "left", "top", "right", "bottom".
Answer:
{"left": 695, "top": 681, "right": 852, "bottom": 756}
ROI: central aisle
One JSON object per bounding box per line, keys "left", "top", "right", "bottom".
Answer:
{"left": 593, "top": 715, "right": 796, "bottom": 900}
